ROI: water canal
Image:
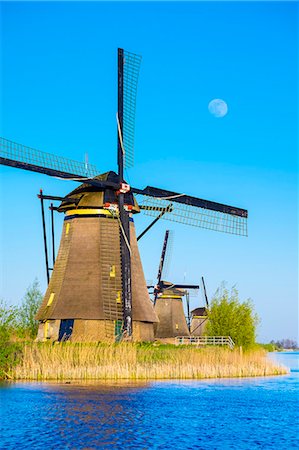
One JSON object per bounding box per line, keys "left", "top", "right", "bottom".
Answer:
{"left": 1, "top": 352, "right": 298, "bottom": 449}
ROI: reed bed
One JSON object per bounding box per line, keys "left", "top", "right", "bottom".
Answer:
{"left": 11, "top": 342, "right": 288, "bottom": 380}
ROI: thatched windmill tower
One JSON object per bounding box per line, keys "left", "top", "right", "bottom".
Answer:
{"left": 190, "top": 307, "right": 209, "bottom": 336}
{"left": 35, "top": 172, "right": 158, "bottom": 342}
{"left": 0, "top": 48, "right": 248, "bottom": 343}
{"left": 154, "top": 284, "right": 190, "bottom": 339}
{"left": 148, "top": 231, "right": 199, "bottom": 340}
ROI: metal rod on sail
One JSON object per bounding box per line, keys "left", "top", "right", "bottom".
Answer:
{"left": 50, "top": 203, "right": 55, "bottom": 266}
{"left": 137, "top": 204, "right": 173, "bottom": 241}
{"left": 38, "top": 189, "right": 50, "bottom": 284}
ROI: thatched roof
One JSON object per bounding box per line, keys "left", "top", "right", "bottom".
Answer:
{"left": 191, "top": 307, "right": 208, "bottom": 317}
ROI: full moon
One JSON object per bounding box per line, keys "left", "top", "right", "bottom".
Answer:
{"left": 208, "top": 99, "right": 228, "bottom": 118}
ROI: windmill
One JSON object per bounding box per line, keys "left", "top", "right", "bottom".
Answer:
{"left": 147, "top": 230, "right": 199, "bottom": 339}
{"left": 190, "top": 277, "right": 210, "bottom": 336}
{"left": 0, "top": 48, "right": 248, "bottom": 343}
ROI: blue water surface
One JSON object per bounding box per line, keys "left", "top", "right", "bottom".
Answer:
{"left": 0, "top": 352, "right": 298, "bottom": 449}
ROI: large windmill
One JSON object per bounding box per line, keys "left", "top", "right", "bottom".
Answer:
{"left": 148, "top": 230, "right": 199, "bottom": 339}
{"left": 0, "top": 48, "right": 248, "bottom": 343}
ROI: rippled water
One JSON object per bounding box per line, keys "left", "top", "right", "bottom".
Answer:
{"left": 1, "top": 353, "right": 298, "bottom": 449}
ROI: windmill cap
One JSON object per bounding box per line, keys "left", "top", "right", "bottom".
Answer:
{"left": 191, "top": 307, "right": 208, "bottom": 316}
{"left": 160, "top": 281, "right": 186, "bottom": 297}
{"left": 57, "top": 171, "right": 140, "bottom": 213}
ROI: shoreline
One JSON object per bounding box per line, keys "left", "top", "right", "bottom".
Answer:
{"left": 3, "top": 370, "right": 290, "bottom": 384}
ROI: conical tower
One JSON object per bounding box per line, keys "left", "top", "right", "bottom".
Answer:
{"left": 36, "top": 172, "right": 158, "bottom": 342}
{"left": 154, "top": 282, "right": 190, "bottom": 339}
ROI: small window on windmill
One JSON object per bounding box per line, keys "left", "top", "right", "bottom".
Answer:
{"left": 110, "top": 265, "right": 116, "bottom": 278}
{"left": 65, "top": 223, "right": 70, "bottom": 236}
{"left": 175, "top": 323, "right": 179, "bottom": 330}
{"left": 47, "top": 293, "right": 55, "bottom": 306}
{"left": 116, "top": 291, "right": 122, "bottom": 304}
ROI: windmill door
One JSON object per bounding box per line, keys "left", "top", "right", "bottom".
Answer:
{"left": 115, "top": 320, "right": 123, "bottom": 342}
{"left": 58, "top": 319, "right": 74, "bottom": 341}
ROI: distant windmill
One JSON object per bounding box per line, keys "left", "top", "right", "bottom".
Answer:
{"left": 190, "top": 277, "right": 209, "bottom": 336}
{"left": 0, "top": 48, "right": 248, "bottom": 343}
{"left": 147, "top": 230, "right": 199, "bottom": 339}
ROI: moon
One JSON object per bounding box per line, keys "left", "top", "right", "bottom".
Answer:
{"left": 208, "top": 99, "right": 228, "bottom": 118}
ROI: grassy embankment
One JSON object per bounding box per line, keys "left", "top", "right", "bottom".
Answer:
{"left": 7, "top": 342, "right": 287, "bottom": 381}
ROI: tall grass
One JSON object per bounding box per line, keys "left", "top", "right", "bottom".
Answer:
{"left": 12, "top": 343, "right": 287, "bottom": 381}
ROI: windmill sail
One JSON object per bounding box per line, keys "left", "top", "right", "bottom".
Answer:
{"left": 160, "top": 230, "right": 173, "bottom": 281}
{"left": 201, "top": 276, "right": 209, "bottom": 308}
{"left": 117, "top": 48, "right": 142, "bottom": 337}
{"left": 133, "top": 186, "right": 248, "bottom": 236}
{"left": 154, "top": 229, "right": 170, "bottom": 304}
{"left": 122, "top": 50, "right": 142, "bottom": 169}
{"left": 0, "top": 137, "right": 99, "bottom": 179}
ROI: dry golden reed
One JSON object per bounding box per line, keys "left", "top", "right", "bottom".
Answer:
{"left": 12, "top": 342, "right": 288, "bottom": 381}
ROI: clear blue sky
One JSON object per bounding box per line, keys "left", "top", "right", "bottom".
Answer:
{"left": 0, "top": 1, "right": 297, "bottom": 342}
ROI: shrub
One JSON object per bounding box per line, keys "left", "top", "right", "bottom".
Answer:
{"left": 206, "top": 284, "right": 259, "bottom": 349}
{"left": 0, "top": 279, "right": 43, "bottom": 378}
{"left": 16, "top": 279, "right": 43, "bottom": 339}
{"left": 0, "top": 300, "right": 22, "bottom": 379}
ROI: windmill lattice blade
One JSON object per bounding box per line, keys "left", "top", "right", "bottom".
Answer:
{"left": 133, "top": 186, "right": 247, "bottom": 217}
{"left": 123, "top": 50, "right": 142, "bottom": 169}
{"left": 137, "top": 195, "right": 248, "bottom": 236}
{"left": 0, "top": 137, "right": 99, "bottom": 179}
{"left": 157, "top": 230, "right": 170, "bottom": 286}
{"left": 186, "top": 289, "right": 199, "bottom": 298}
{"left": 161, "top": 230, "right": 174, "bottom": 280}
{"left": 162, "top": 282, "right": 199, "bottom": 298}
{"left": 201, "top": 277, "right": 209, "bottom": 308}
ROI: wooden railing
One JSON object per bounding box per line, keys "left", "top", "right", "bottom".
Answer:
{"left": 175, "top": 336, "right": 235, "bottom": 350}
